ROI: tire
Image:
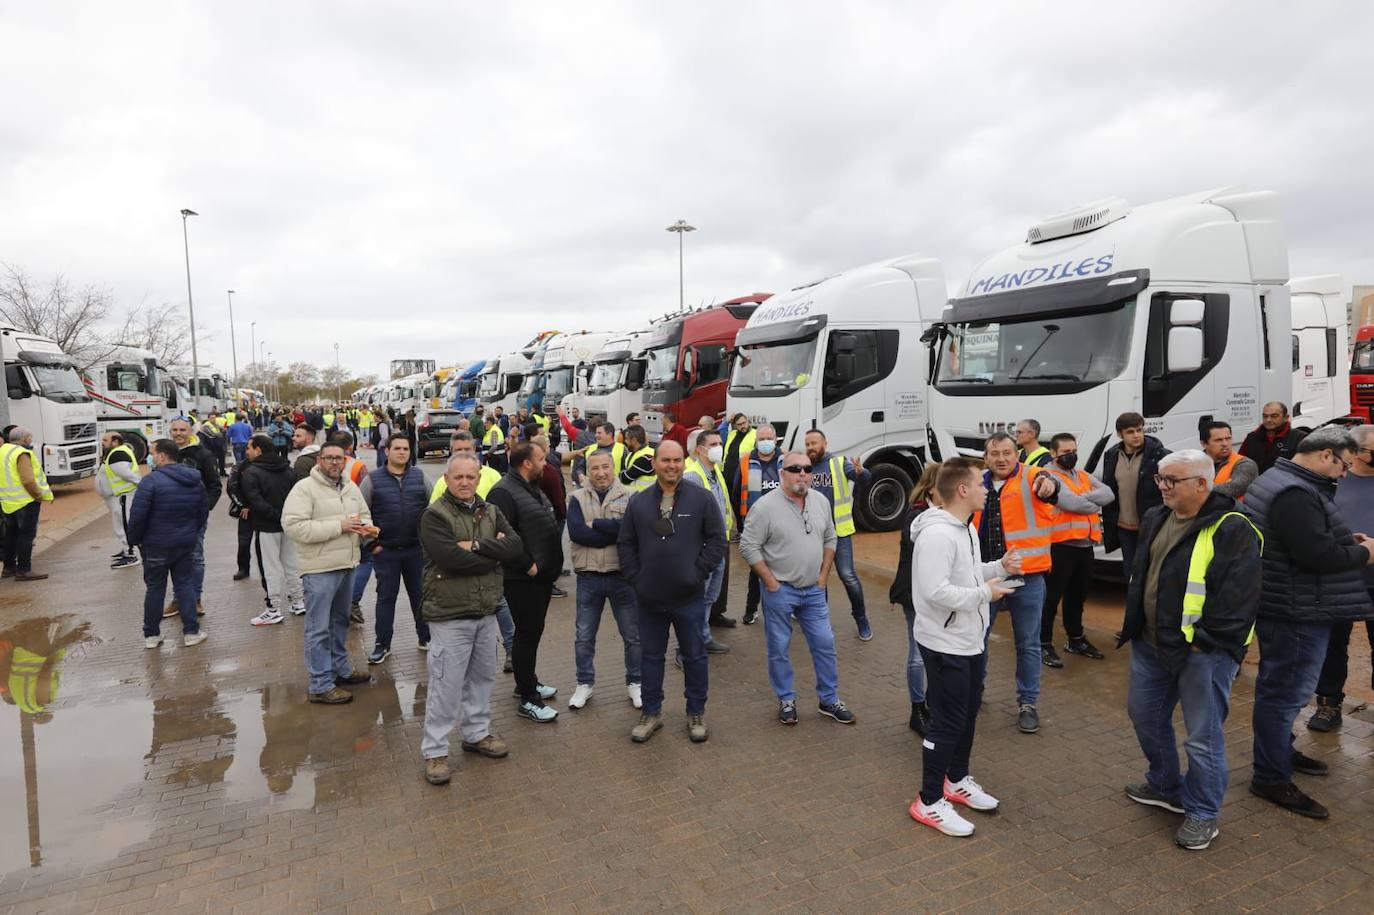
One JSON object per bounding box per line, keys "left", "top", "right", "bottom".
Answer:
{"left": 855, "top": 462, "right": 915, "bottom": 532}
{"left": 123, "top": 431, "right": 149, "bottom": 463}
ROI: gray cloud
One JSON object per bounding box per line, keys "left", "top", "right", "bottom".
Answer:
{"left": 1, "top": 1, "right": 1371, "bottom": 381}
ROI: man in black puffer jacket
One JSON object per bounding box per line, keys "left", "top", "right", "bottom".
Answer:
{"left": 487, "top": 441, "right": 565, "bottom": 722}
{"left": 242, "top": 434, "right": 303, "bottom": 625}
{"left": 1243, "top": 426, "right": 1374, "bottom": 820}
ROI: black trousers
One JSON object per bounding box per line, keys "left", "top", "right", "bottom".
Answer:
{"left": 236, "top": 517, "right": 253, "bottom": 573}
{"left": 2, "top": 502, "right": 40, "bottom": 573}
{"left": 505, "top": 577, "right": 554, "bottom": 704}
{"left": 1315, "top": 619, "right": 1374, "bottom": 703}
{"left": 918, "top": 645, "right": 987, "bottom": 805}
{"left": 746, "top": 569, "right": 761, "bottom": 613}
{"left": 711, "top": 554, "right": 731, "bottom": 619}
{"left": 1041, "top": 543, "right": 1093, "bottom": 642}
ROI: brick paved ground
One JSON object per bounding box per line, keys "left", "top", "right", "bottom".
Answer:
{"left": 3, "top": 467, "right": 1374, "bottom": 913}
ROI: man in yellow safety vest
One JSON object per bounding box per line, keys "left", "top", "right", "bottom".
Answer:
{"left": 803, "top": 428, "right": 872, "bottom": 640}
{"left": 0, "top": 427, "right": 54, "bottom": 581}
{"left": 97, "top": 431, "right": 144, "bottom": 570}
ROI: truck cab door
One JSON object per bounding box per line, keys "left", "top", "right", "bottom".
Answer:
{"left": 820, "top": 329, "right": 895, "bottom": 456}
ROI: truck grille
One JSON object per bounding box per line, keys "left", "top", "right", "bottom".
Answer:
{"left": 65, "top": 423, "right": 96, "bottom": 440}
{"left": 1355, "top": 383, "right": 1374, "bottom": 406}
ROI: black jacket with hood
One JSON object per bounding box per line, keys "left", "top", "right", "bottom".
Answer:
{"left": 241, "top": 453, "right": 298, "bottom": 533}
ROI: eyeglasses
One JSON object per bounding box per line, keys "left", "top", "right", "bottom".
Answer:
{"left": 783, "top": 464, "right": 812, "bottom": 474}
{"left": 1153, "top": 474, "right": 1202, "bottom": 489}
{"left": 1332, "top": 454, "right": 1353, "bottom": 472}
{"left": 801, "top": 508, "right": 812, "bottom": 535}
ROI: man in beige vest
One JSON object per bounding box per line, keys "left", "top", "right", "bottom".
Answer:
{"left": 566, "top": 451, "right": 641, "bottom": 710}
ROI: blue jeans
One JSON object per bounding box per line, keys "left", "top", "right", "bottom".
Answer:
{"left": 761, "top": 582, "right": 840, "bottom": 704}
{"left": 373, "top": 546, "right": 429, "bottom": 649}
{"left": 832, "top": 535, "right": 867, "bottom": 620}
{"left": 303, "top": 568, "right": 358, "bottom": 694}
{"left": 988, "top": 572, "right": 1045, "bottom": 706}
{"left": 901, "top": 604, "right": 927, "bottom": 704}
{"left": 191, "top": 522, "right": 207, "bottom": 600}
{"left": 700, "top": 557, "right": 727, "bottom": 645}
{"left": 1252, "top": 617, "right": 1330, "bottom": 786}
{"left": 232, "top": 443, "right": 247, "bottom": 465}
{"left": 574, "top": 573, "right": 641, "bottom": 685}
{"left": 1127, "top": 638, "right": 1239, "bottom": 820}
{"left": 351, "top": 549, "right": 373, "bottom": 604}
{"left": 496, "top": 597, "right": 514, "bottom": 651}
{"left": 141, "top": 544, "right": 199, "bottom": 637}
{"left": 640, "top": 596, "right": 708, "bottom": 716}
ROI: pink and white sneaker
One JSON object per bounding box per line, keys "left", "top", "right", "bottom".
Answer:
{"left": 909, "top": 797, "right": 974, "bottom": 836}
{"left": 945, "top": 775, "right": 999, "bottom": 811}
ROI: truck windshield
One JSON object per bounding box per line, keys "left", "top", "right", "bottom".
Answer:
{"left": 643, "top": 345, "right": 678, "bottom": 388}
{"left": 588, "top": 361, "right": 624, "bottom": 395}
{"left": 730, "top": 337, "right": 819, "bottom": 394}
{"left": 545, "top": 367, "right": 574, "bottom": 399}
{"left": 478, "top": 371, "right": 499, "bottom": 398}
{"left": 106, "top": 363, "right": 148, "bottom": 393}
{"left": 32, "top": 365, "right": 93, "bottom": 402}
{"left": 935, "top": 300, "right": 1136, "bottom": 392}
{"left": 1353, "top": 339, "right": 1374, "bottom": 373}
{"left": 519, "top": 372, "right": 540, "bottom": 398}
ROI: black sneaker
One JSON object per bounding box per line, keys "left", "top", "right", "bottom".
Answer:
{"left": 819, "top": 700, "right": 856, "bottom": 724}
{"left": 1064, "top": 636, "right": 1104, "bottom": 660}
{"left": 778, "top": 699, "right": 798, "bottom": 725}
{"left": 1250, "top": 780, "right": 1328, "bottom": 818}
{"left": 704, "top": 640, "right": 730, "bottom": 655}
{"left": 1291, "top": 749, "right": 1329, "bottom": 776}
{"left": 710, "top": 614, "right": 738, "bottom": 628}
{"left": 233, "top": 568, "right": 250, "bottom": 581}
{"left": 1041, "top": 643, "right": 1064, "bottom": 668}
{"left": 349, "top": 603, "right": 365, "bottom": 626}
{"left": 503, "top": 650, "right": 513, "bottom": 674}
{"left": 1017, "top": 704, "right": 1040, "bottom": 734}
{"left": 551, "top": 585, "right": 568, "bottom": 598}
{"left": 368, "top": 645, "right": 390, "bottom": 665}
{"left": 743, "top": 607, "right": 758, "bottom": 626}
{"left": 1175, "top": 815, "right": 1219, "bottom": 850}
{"left": 1124, "top": 782, "right": 1184, "bottom": 814}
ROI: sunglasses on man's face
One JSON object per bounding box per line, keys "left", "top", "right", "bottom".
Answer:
{"left": 783, "top": 464, "right": 812, "bottom": 474}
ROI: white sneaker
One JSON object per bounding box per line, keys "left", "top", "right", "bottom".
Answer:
{"left": 569, "top": 683, "right": 594, "bottom": 709}
{"left": 288, "top": 601, "right": 307, "bottom": 616}
{"left": 909, "top": 797, "right": 974, "bottom": 837}
{"left": 627, "top": 683, "right": 642, "bottom": 709}
{"left": 144, "top": 635, "right": 164, "bottom": 650}
{"left": 251, "top": 608, "right": 284, "bottom": 627}
{"left": 184, "top": 632, "right": 208, "bottom": 647}
{"left": 945, "top": 775, "right": 999, "bottom": 811}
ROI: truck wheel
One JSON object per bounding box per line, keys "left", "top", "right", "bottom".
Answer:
{"left": 856, "top": 462, "right": 914, "bottom": 532}
{"left": 123, "top": 431, "right": 149, "bottom": 463}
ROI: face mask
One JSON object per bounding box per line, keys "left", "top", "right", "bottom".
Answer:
{"left": 1055, "top": 453, "right": 1078, "bottom": 471}
{"left": 707, "top": 445, "right": 724, "bottom": 464}
{"left": 756, "top": 440, "right": 776, "bottom": 456}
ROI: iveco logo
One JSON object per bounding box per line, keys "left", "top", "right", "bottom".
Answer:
{"left": 977, "top": 421, "right": 1016, "bottom": 434}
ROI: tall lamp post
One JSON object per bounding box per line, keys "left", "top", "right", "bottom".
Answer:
{"left": 250, "top": 321, "right": 257, "bottom": 402}
{"left": 334, "top": 342, "right": 341, "bottom": 403}
{"left": 179, "top": 208, "right": 201, "bottom": 415}
{"left": 267, "top": 349, "right": 273, "bottom": 404}
{"left": 227, "top": 290, "right": 241, "bottom": 412}
{"left": 665, "top": 219, "right": 695, "bottom": 311}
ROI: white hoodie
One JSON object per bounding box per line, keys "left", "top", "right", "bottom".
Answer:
{"left": 909, "top": 507, "right": 1007, "bottom": 656}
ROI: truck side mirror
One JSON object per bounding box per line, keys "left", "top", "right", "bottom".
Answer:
{"left": 1167, "top": 298, "right": 1205, "bottom": 372}
{"left": 8, "top": 386, "right": 29, "bottom": 400}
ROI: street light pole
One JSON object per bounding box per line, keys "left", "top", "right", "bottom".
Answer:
{"left": 267, "top": 350, "right": 273, "bottom": 405}
{"left": 334, "top": 342, "right": 341, "bottom": 403}
{"left": 180, "top": 209, "right": 201, "bottom": 416}
{"left": 227, "top": 290, "right": 241, "bottom": 413}
{"left": 250, "top": 321, "right": 257, "bottom": 397}
{"left": 665, "top": 219, "right": 695, "bottom": 311}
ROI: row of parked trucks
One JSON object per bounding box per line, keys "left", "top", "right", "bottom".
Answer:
{"left": 356, "top": 187, "right": 1356, "bottom": 542}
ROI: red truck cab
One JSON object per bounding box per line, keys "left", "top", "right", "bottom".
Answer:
{"left": 1350, "top": 325, "right": 1374, "bottom": 420}
{"left": 640, "top": 294, "right": 770, "bottom": 436}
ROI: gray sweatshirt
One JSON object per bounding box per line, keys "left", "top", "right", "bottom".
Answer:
{"left": 739, "top": 488, "right": 837, "bottom": 588}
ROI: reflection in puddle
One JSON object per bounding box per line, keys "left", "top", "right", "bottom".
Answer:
{"left": 1, "top": 614, "right": 418, "bottom": 873}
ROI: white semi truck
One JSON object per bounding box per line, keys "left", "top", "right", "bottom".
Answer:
{"left": 727, "top": 254, "right": 948, "bottom": 530}
{"left": 81, "top": 344, "right": 168, "bottom": 460}
{"left": 578, "top": 330, "right": 651, "bottom": 424}
{"left": 925, "top": 187, "right": 1350, "bottom": 552}
{"left": 527, "top": 331, "right": 617, "bottom": 416}
{"left": 1, "top": 326, "right": 100, "bottom": 482}
{"left": 478, "top": 350, "right": 531, "bottom": 416}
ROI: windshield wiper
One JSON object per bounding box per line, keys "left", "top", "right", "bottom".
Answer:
{"left": 1014, "top": 374, "right": 1082, "bottom": 382}
{"left": 939, "top": 376, "right": 993, "bottom": 384}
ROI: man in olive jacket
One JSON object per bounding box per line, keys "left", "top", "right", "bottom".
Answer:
{"left": 419, "top": 451, "right": 526, "bottom": 787}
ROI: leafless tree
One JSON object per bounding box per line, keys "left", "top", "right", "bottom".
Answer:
{"left": 111, "top": 299, "right": 192, "bottom": 366}
{"left": 0, "top": 263, "right": 119, "bottom": 370}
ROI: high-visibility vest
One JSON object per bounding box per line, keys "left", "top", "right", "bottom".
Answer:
{"left": 103, "top": 443, "right": 139, "bottom": 496}
{"left": 483, "top": 424, "right": 506, "bottom": 451}
{"left": 1213, "top": 452, "right": 1242, "bottom": 487}
{"left": 224, "top": 411, "right": 237, "bottom": 425}
{"left": 359, "top": 413, "right": 373, "bottom": 429}
{"left": 725, "top": 427, "right": 756, "bottom": 464}
{"left": 324, "top": 413, "right": 335, "bottom": 428}
{"left": 429, "top": 465, "right": 501, "bottom": 504}
{"left": 973, "top": 465, "right": 1056, "bottom": 573}
{"left": 818, "top": 454, "right": 857, "bottom": 537}
{"left": 533, "top": 414, "right": 551, "bottom": 433}
{"left": 685, "top": 456, "right": 735, "bottom": 538}
{"left": 1022, "top": 445, "right": 1050, "bottom": 467}
{"left": 1182, "top": 511, "right": 1262, "bottom": 645}
{"left": 626, "top": 446, "right": 656, "bottom": 491}
{"left": 9, "top": 646, "right": 60, "bottom": 715}
{"left": 1048, "top": 467, "right": 1102, "bottom": 544}
{"left": 0, "top": 443, "right": 53, "bottom": 514}
{"left": 586, "top": 441, "right": 627, "bottom": 476}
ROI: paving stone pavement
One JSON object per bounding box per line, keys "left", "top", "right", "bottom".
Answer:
{"left": 2, "top": 487, "right": 1374, "bottom": 914}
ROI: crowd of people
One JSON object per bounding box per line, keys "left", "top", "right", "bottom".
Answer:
{"left": 19, "top": 392, "right": 1367, "bottom": 853}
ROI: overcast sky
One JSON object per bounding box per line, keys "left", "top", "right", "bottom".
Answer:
{"left": 2, "top": 2, "right": 1371, "bottom": 382}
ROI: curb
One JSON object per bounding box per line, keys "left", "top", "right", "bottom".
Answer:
{"left": 33, "top": 498, "right": 109, "bottom": 558}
